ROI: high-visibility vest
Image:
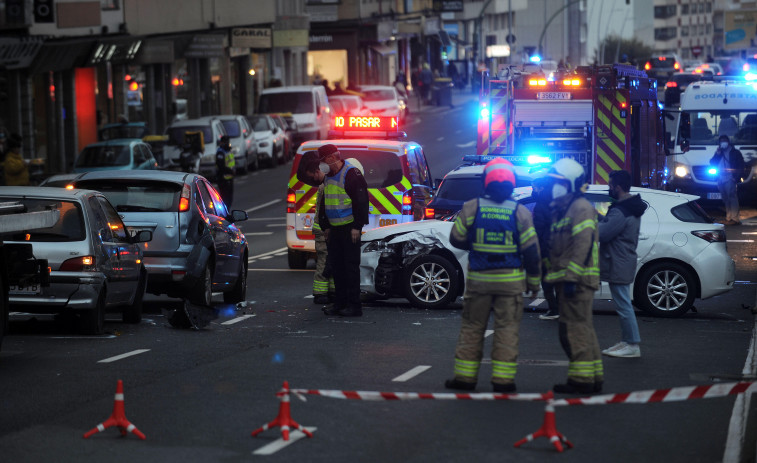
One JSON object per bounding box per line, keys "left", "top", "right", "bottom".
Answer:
{"left": 467, "top": 197, "right": 521, "bottom": 271}
{"left": 323, "top": 161, "right": 357, "bottom": 226}
{"left": 223, "top": 150, "right": 235, "bottom": 180}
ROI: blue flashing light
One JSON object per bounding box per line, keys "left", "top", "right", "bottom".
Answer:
{"left": 527, "top": 155, "right": 552, "bottom": 165}
{"left": 529, "top": 55, "right": 541, "bottom": 63}
{"left": 480, "top": 107, "right": 490, "bottom": 119}
{"left": 745, "top": 72, "right": 757, "bottom": 81}
{"left": 708, "top": 167, "right": 718, "bottom": 176}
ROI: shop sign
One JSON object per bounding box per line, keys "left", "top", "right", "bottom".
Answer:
{"left": 274, "top": 30, "right": 309, "bottom": 48}
{"left": 185, "top": 34, "right": 226, "bottom": 58}
{"left": 433, "top": 0, "right": 464, "bottom": 12}
{"left": 231, "top": 28, "right": 272, "bottom": 49}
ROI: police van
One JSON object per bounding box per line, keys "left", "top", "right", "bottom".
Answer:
{"left": 286, "top": 115, "right": 434, "bottom": 268}
{"left": 666, "top": 79, "right": 757, "bottom": 201}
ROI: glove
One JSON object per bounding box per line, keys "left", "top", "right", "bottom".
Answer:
{"left": 563, "top": 282, "right": 576, "bottom": 298}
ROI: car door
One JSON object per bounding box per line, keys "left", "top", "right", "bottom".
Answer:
{"left": 195, "top": 179, "right": 236, "bottom": 284}
{"left": 86, "top": 196, "right": 128, "bottom": 304}
{"left": 407, "top": 148, "right": 434, "bottom": 220}
{"left": 97, "top": 195, "right": 143, "bottom": 301}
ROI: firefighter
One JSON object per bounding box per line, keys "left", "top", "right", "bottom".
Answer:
{"left": 445, "top": 158, "right": 541, "bottom": 393}
{"left": 544, "top": 158, "right": 603, "bottom": 394}
{"left": 215, "top": 135, "right": 235, "bottom": 207}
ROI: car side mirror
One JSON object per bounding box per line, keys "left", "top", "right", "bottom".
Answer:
{"left": 133, "top": 230, "right": 153, "bottom": 243}
{"left": 681, "top": 139, "right": 690, "bottom": 153}
{"left": 433, "top": 178, "right": 442, "bottom": 189}
{"left": 231, "top": 209, "right": 248, "bottom": 223}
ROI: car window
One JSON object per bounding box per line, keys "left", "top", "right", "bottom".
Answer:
{"left": 133, "top": 145, "right": 146, "bottom": 164}
{"left": 406, "top": 150, "right": 421, "bottom": 184}
{"left": 436, "top": 176, "right": 484, "bottom": 201}
{"left": 205, "top": 181, "right": 229, "bottom": 216}
{"left": 96, "top": 196, "right": 130, "bottom": 242}
{"left": 87, "top": 196, "right": 114, "bottom": 242}
{"left": 74, "top": 179, "right": 181, "bottom": 212}
{"left": 336, "top": 149, "right": 403, "bottom": 188}
{"left": 330, "top": 99, "right": 346, "bottom": 113}
{"left": 195, "top": 180, "right": 217, "bottom": 216}
{"left": 166, "top": 126, "right": 212, "bottom": 146}
{"left": 414, "top": 148, "right": 431, "bottom": 185}
{"left": 221, "top": 120, "right": 241, "bottom": 137}
{"left": 0, "top": 198, "right": 85, "bottom": 242}
{"left": 258, "top": 92, "right": 314, "bottom": 114}
{"left": 362, "top": 89, "right": 396, "bottom": 101}
{"left": 671, "top": 201, "right": 713, "bottom": 223}
{"left": 76, "top": 144, "right": 131, "bottom": 167}
{"left": 249, "top": 116, "right": 271, "bottom": 132}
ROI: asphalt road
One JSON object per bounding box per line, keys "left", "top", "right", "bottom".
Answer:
{"left": 1, "top": 92, "right": 756, "bottom": 462}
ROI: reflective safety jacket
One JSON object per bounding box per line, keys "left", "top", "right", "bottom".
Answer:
{"left": 544, "top": 193, "right": 599, "bottom": 290}
{"left": 312, "top": 183, "right": 325, "bottom": 232}
{"left": 215, "top": 146, "right": 235, "bottom": 180}
{"left": 451, "top": 196, "right": 541, "bottom": 295}
{"left": 323, "top": 160, "right": 358, "bottom": 226}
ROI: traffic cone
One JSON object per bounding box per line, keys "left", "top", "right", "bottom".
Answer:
{"left": 513, "top": 392, "right": 572, "bottom": 452}
{"left": 83, "top": 379, "right": 146, "bottom": 440}
{"left": 252, "top": 381, "right": 313, "bottom": 441}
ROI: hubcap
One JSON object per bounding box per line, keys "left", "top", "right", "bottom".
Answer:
{"left": 409, "top": 262, "right": 451, "bottom": 303}
{"left": 647, "top": 270, "right": 688, "bottom": 312}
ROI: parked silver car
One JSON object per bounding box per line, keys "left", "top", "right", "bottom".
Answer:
{"left": 65, "top": 170, "right": 249, "bottom": 306}
{"left": 0, "top": 187, "right": 152, "bottom": 334}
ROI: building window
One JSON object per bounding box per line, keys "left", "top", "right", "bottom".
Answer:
{"left": 682, "top": 4, "right": 689, "bottom": 14}
{"left": 101, "top": 0, "right": 119, "bottom": 9}
{"left": 706, "top": 2, "right": 712, "bottom": 13}
{"left": 698, "top": 3, "right": 704, "bottom": 13}
{"left": 681, "top": 26, "right": 689, "bottom": 37}
{"left": 706, "top": 24, "right": 711, "bottom": 34}
{"left": 654, "top": 27, "right": 677, "bottom": 41}
{"left": 654, "top": 5, "right": 677, "bottom": 19}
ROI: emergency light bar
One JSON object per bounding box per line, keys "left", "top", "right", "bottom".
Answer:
{"left": 328, "top": 115, "right": 405, "bottom": 139}
{"left": 461, "top": 154, "right": 553, "bottom": 165}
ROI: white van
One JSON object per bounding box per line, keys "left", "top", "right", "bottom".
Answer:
{"left": 666, "top": 79, "right": 757, "bottom": 200}
{"left": 163, "top": 117, "right": 227, "bottom": 178}
{"left": 257, "top": 86, "right": 331, "bottom": 148}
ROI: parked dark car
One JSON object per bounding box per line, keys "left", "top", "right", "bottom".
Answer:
{"left": 663, "top": 73, "right": 703, "bottom": 107}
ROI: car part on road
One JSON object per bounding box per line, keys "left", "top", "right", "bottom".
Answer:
{"left": 634, "top": 261, "right": 696, "bottom": 317}
{"left": 163, "top": 300, "right": 218, "bottom": 329}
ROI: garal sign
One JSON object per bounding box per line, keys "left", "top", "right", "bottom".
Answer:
{"left": 231, "top": 28, "right": 272, "bottom": 49}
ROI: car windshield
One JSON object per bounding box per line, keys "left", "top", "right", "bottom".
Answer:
{"left": 249, "top": 116, "right": 270, "bottom": 132}
{"left": 334, "top": 149, "right": 403, "bottom": 188}
{"left": 221, "top": 120, "right": 241, "bottom": 137}
{"left": 361, "top": 89, "right": 395, "bottom": 101}
{"left": 166, "top": 126, "right": 212, "bottom": 146}
{"left": 669, "top": 74, "right": 702, "bottom": 86}
{"left": 650, "top": 56, "right": 677, "bottom": 68}
{"left": 332, "top": 97, "right": 360, "bottom": 112}
{"left": 436, "top": 177, "right": 484, "bottom": 201}
{"left": 74, "top": 180, "right": 181, "bottom": 212}
{"left": 258, "top": 92, "right": 313, "bottom": 114}
{"left": 680, "top": 110, "right": 757, "bottom": 145}
{"left": 0, "top": 199, "right": 85, "bottom": 242}
{"left": 75, "top": 144, "right": 131, "bottom": 167}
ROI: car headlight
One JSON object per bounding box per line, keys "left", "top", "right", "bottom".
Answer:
{"left": 674, "top": 164, "right": 689, "bottom": 178}
{"left": 362, "top": 240, "right": 387, "bottom": 253}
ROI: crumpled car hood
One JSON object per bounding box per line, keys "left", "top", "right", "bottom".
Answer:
{"left": 361, "top": 220, "right": 454, "bottom": 242}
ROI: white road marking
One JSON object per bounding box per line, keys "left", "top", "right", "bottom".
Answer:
{"left": 252, "top": 427, "right": 317, "bottom": 455}
{"left": 259, "top": 256, "right": 273, "bottom": 260}
{"left": 456, "top": 140, "right": 476, "bottom": 148}
{"left": 221, "top": 314, "right": 256, "bottom": 325}
{"left": 98, "top": 349, "right": 151, "bottom": 363}
{"left": 248, "top": 247, "right": 288, "bottom": 262}
{"left": 529, "top": 298, "right": 546, "bottom": 307}
{"left": 265, "top": 223, "right": 287, "bottom": 227}
{"left": 727, "top": 240, "right": 754, "bottom": 243}
{"left": 248, "top": 268, "right": 313, "bottom": 272}
{"left": 485, "top": 330, "right": 494, "bottom": 337}
{"left": 246, "top": 217, "right": 283, "bottom": 222}
{"left": 245, "top": 232, "right": 274, "bottom": 236}
{"left": 304, "top": 295, "right": 314, "bottom": 298}
{"left": 245, "top": 199, "right": 281, "bottom": 214}
{"left": 392, "top": 365, "right": 432, "bottom": 382}
{"left": 436, "top": 136, "right": 444, "bottom": 141}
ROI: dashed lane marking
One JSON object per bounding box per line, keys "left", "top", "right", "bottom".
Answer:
{"left": 252, "top": 427, "right": 317, "bottom": 455}
{"left": 456, "top": 141, "right": 476, "bottom": 148}
{"left": 248, "top": 247, "right": 288, "bottom": 263}
{"left": 245, "top": 232, "right": 274, "bottom": 236}
{"left": 728, "top": 240, "right": 754, "bottom": 243}
{"left": 98, "top": 349, "right": 151, "bottom": 363}
{"left": 244, "top": 199, "right": 281, "bottom": 214}
{"left": 529, "top": 298, "right": 546, "bottom": 307}
{"left": 248, "top": 268, "right": 313, "bottom": 272}
{"left": 265, "top": 223, "right": 287, "bottom": 227}
{"left": 392, "top": 365, "right": 432, "bottom": 382}
{"left": 221, "top": 314, "right": 256, "bottom": 325}
{"left": 485, "top": 330, "right": 494, "bottom": 337}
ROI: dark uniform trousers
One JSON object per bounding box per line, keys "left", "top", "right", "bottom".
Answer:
{"left": 218, "top": 178, "right": 233, "bottom": 208}
{"left": 327, "top": 225, "right": 362, "bottom": 310}
{"left": 557, "top": 282, "right": 603, "bottom": 385}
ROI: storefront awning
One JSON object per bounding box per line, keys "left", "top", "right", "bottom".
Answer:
{"left": 30, "top": 39, "right": 93, "bottom": 74}
{"left": 0, "top": 37, "right": 44, "bottom": 70}
{"left": 86, "top": 37, "right": 143, "bottom": 66}
{"left": 370, "top": 44, "right": 396, "bottom": 56}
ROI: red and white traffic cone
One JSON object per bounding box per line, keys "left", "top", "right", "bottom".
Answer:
{"left": 513, "top": 392, "right": 572, "bottom": 452}
{"left": 83, "top": 379, "right": 146, "bottom": 440}
{"left": 252, "top": 381, "right": 313, "bottom": 441}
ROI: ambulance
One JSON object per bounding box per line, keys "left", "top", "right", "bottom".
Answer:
{"left": 285, "top": 115, "right": 435, "bottom": 268}
{"left": 665, "top": 79, "right": 757, "bottom": 200}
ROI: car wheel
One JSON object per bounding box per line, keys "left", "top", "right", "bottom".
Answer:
{"left": 122, "top": 267, "right": 146, "bottom": 324}
{"left": 403, "top": 254, "right": 459, "bottom": 309}
{"left": 288, "top": 249, "right": 308, "bottom": 269}
{"left": 223, "top": 256, "right": 248, "bottom": 304}
{"left": 191, "top": 264, "right": 213, "bottom": 306}
{"left": 79, "top": 289, "right": 105, "bottom": 335}
{"left": 634, "top": 262, "right": 695, "bottom": 317}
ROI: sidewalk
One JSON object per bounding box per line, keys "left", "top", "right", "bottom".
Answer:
{"left": 405, "top": 87, "right": 478, "bottom": 115}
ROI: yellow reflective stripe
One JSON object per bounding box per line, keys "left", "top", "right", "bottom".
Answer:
{"left": 571, "top": 219, "right": 596, "bottom": 236}
{"left": 454, "top": 358, "right": 479, "bottom": 378}
{"left": 399, "top": 177, "right": 412, "bottom": 189}
{"left": 471, "top": 243, "right": 518, "bottom": 253}
{"left": 552, "top": 217, "right": 570, "bottom": 231}
{"left": 593, "top": 360, "right": 604, "bottom": 376}
{"left": 544, "top": 269, "right": 566, "bottom": 282}
{"left": 454, "top": 217, "right": 468, "bottom": 235}
{"left": 466, "top": 215, "right": 475, "bottom": 226}
{"left": 527, "top": 275, "right": 541, "bottom": 286}
{"left": 568, "top": 361, "right": 597, "bottom": 377}
{"left": 491, "top": 360, "right": 517, "bottom": 379}
{"left": 369, "top": 189, "right": 399, "bottom": 214}
{"left": 476, "top": 228, "right": 484, "bottom": 243}
{"left": 519, "top": 226, "right": 536, "bottom": 243}
{"left": 468, "top": 269, "right": 525, "bottom": 282}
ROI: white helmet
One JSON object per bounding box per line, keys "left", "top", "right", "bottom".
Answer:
{"left": 549, "top": 158, "right": 587, "bottom": 193}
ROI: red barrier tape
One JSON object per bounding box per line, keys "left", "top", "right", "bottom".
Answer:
{"left": 291, "top": 389, "right": 551, "bottom": 402}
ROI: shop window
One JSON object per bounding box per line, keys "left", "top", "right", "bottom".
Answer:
{"left": 654, "top": 5, "right": 676, "bottom": 19}
{"left": 101, "top": 0, "right": 119, "bottom": 10}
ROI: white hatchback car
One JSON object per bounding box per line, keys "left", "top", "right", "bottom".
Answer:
{"left": 360, "top": 185, "right": 735, "bottom": 317}
{"left": 248, "top": 114, "right": 285, "bottom": 168}
{"left": 357, "top": 85, "right": 407, "bottom": 123}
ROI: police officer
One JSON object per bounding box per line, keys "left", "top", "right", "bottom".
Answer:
{"left": 317, "top": 144, "right": 369, "bottom": 317}
{"left": 445, "top": 158, "right": 541, "bottom": 393}
{"left": 544, "top": 158, "right": 603, "bottom": 394}
{"left": 215, "top": 135, "right": 235, "bottom": 207}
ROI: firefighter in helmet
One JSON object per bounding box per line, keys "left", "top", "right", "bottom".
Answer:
{"left": 445, "top": 158, "right": 541, "bottom": 393}
{"left": 215, "top": 135, "right": 235, "bottom": 207}
{"left": 544, "top": 158, "right": 603, "bottom": 394}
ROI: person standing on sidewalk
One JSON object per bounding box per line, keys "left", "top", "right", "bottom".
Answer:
{"left": 532, "top": 175, "right": 559, "bottom": 320}
{"left": 544, "top": 158, "right": 603, "bottom": 395}
{"left": 444, "top": 159, "right": 541, "bottom": 393}
{"left": 709, "top": 135, "right": 745, "bottom": 225}
{"left": 317, "top": 144, "right": 369, "bottom": 317}
{"left": 599, "top": 170, "right": 647, "bottom": 358}
{"left": 215, "top": 135, "right": 235, "bottom": 207}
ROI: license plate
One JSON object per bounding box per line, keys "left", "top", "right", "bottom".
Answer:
{"left": 707, "top": 192, "right": 721, "bottom": 200}
{"left": 9, "top": 284, "right": 41, "bottom": 295}
{"left": 537, "top": 92, "right": 571, "bottom": 100}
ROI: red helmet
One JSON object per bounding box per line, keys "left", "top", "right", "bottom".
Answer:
{"left": 483, "top": 157, "right": 516, "bottom": 188}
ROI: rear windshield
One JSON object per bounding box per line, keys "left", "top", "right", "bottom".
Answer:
{"left": 361, "top": 89, "right": 395, "bottom": 101}
{"left": 76, "top": 144, "right": 131, "bottom": 168}
{"left": 166, "top": 126, "right": 212, "bottom": 146}
{"left": 221, "top": 120, "right": 241, "bottom": 137}
{"left": 258, "top": 92, "right": 314, "bottom": 114}
{"left": 249, "top": 116, "right": 270, "bottom": 132}
{"left": 436, "top": 177, "right": 483, "bottom": 201}
{"left": 332, "top": 149, "right": 403, "bottom": 188}
{"left": 74, "top": 180, "right": 181, "bottom": 213}
{"left": 0, "top": 199, "right": 85, "bottom": 242}
{"left": 671, "top": 201, "right": 713, "bottom": 223}
{"left": 670, "top": 74, "right": 702, "bottom": 85}
{"left": 649, "top": 57, "right": 677, "bottom": 68}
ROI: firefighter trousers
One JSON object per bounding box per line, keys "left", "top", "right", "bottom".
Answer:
{"left": 453, "top": 290, "right": 523, "bottom": 385}
{"left": 557, "top": 282, "right": 603, "bottom": 386}
{"left": 313, "top": 228, "right": 333, "bottom": 296}
{"left": 326, "top": 225, "right": 362, "bottom": 310}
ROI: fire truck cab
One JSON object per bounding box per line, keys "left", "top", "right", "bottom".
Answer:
{"left": 476, "top": 63, "right": 665, "bottom": 187}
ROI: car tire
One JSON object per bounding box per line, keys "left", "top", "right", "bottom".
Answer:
{"left": 79, "top": 289, "right": 105, "bottom": 335}
{"left": 277, "top": 145, "right": 286, "bottom": 165}
{"left": 223, "top": 256, "right": 247, "bottom": 304}
{"left": 122, "top": 267, "right": 146, "bottom": 324}
{"left": 287, "top": 249, "right": 308, "bottom": 269}
{"left": 191, "top": 264, "right": 213, "bottom": 306}
{"left": 634, "top": 261, "right": 695, "bottom": 318}
{"left": 403, "top": 254, "right": 459, "bottom": 310}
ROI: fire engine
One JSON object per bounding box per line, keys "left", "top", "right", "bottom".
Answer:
{"left": 476, "top": 63, "right": 666, "bottom": 187}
